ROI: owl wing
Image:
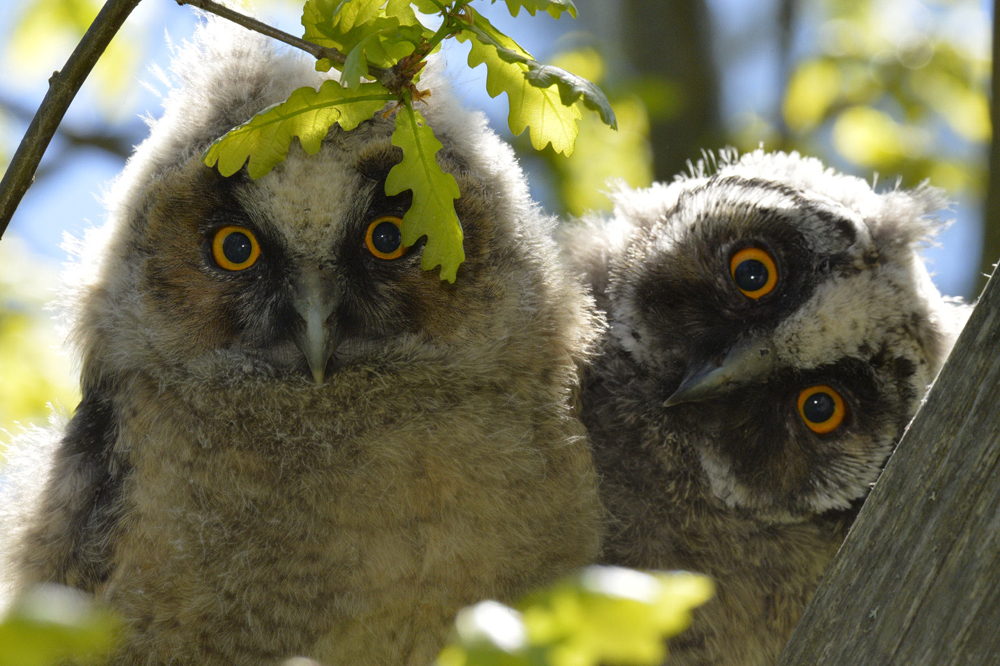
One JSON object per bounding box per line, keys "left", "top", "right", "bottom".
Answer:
{"left": 4, "top": 384, "right": 126, "bottom": 593}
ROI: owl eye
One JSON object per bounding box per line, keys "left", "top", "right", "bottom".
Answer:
{"left": 797, "top": 385, "right": 846, "bottom": 434}
{"left": 365, "top": 216, "right": 407, "bottom": 260}
{"left": 730, "top": 247, "right": 778, "bottom": 299}
{"left": 212, "top": 226, "right": 261, "bottom": 271}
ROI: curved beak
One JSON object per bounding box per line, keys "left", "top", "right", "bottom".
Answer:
{"left": 292, "top": 268, "right": 342, "bottom": 385}
{"left": 664, "top": 335, "right": 776, "bottom": 407}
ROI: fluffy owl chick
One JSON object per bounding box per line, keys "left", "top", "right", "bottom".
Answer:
{"left": 562, "top": 150, "right": 968, "bottom": 666}
{"left": 0, "top": 21, "right": 603, "bottom": 666}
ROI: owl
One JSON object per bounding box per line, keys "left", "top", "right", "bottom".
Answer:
{"left": 0, "top": 20, "right": 603, "bottom": 666}
{"left": 560, "top": 150, "right": 969, "bottom": 666}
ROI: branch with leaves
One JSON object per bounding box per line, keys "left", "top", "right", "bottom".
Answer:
{"left": 197, "top": 0, "right": 617, "bottom": 282}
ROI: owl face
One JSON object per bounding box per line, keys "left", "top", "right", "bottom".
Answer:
{"left": 598, "top": 155, "right": 959, "bottom": 519}
{"left": 77, "top": 90, "right": 552, "bottom": 392}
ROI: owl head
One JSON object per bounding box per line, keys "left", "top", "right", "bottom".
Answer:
{"left": 64, "top": 19, "right": 596, "bottom": 398}
{"left": 567, "top": 150, "right": 968, "bottom": 520}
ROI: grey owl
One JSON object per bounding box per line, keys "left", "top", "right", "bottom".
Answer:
{"left": 560, "top": 150, "right": 968, "bottom": 666}
{"left": 0, "top": 21, "right": 603, "bottom": 666}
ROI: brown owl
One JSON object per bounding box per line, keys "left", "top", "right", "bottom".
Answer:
{"left": 1, "top": 21, "right": 602, "bottom": 666}
{"left": 561, "top": 150, "right": 969, "bottom": 665}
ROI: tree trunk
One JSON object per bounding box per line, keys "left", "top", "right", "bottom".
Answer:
{"left": 618, "top": 0, "right": 723, "bottom": 181}
{"left": 978, "top": 0, "right": 1000, "bottom": 291}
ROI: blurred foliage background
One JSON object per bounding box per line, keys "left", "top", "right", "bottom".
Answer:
{"left": 0, "top": 0, "right": 992, "bottom": 435}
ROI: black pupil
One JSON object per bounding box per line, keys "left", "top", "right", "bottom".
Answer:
{"left": 734, "top": 258, "right": 769, "bottom": 292}
{"left": 372, "top": 221, "right": 402, "bottom": 255}
{"left": 222, "top": 231, "right": 253, "bottom": 265}
{"left": 803, "top": 392, "right": 836, "bottom": 424}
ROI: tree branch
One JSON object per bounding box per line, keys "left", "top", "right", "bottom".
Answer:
{"left": 173, "top": 0, "right": 395, "bottom": 85}
{"left": 0, "top": 0, "right": 143, "bottom": 239}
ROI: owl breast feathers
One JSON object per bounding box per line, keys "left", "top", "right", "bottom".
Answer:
{"left": 0, "top": 20, "right": 603, "bottom": 666}
{"left": 561, "top": 149, "right": 970, "bottom": 666}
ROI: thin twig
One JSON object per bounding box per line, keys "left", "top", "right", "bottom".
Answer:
{"left": 174, "top": 0, "right": 392, "bottom": 83}
{"left": 0, "top": 0, "right": 143, "bottom": 238}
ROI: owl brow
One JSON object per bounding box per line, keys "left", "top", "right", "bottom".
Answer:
{"left": 355, "top": 150, "right": 401, "bottom": 184}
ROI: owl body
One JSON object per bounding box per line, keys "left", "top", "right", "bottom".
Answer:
{"left": 581, "top": 343, "right": 849, "bottom": 665}
{"left": 1, "top": 22, "right": 601, "bottom": 666}
{"left": 564, "top": 151, "right": 968, "bottom": 665}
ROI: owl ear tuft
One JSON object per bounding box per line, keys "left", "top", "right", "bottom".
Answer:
{"left": 869, "top": 183, "right": 952, "bottom": 251}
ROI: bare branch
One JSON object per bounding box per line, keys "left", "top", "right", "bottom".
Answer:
{"left": 0, "top": 0, "right": 143, "bottom": 238}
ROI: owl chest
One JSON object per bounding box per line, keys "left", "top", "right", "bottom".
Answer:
{"left": 110, "top": 406, "right": 552, "bottom": 664}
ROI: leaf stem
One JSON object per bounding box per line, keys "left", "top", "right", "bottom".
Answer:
{"left": 0, "top": 0, "right": 143, "bottom": 238}
{"left": 425, "top": 1, "right": 473, "bottom": 50}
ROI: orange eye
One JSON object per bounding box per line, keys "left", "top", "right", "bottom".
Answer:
{"left": 797, "top": 385, "right": 846, "bottom": 434}
{"left": 212, "top": 226, "right": 260, "bottom": 271}
{"left": 365, "top": 216, "right": 406, "bottom": 260}
{"left": 730, "top": 247, "right": 778, "bottom": 299}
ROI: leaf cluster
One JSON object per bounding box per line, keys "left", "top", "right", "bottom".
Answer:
{"left": 204, "top": 0, "right": 616, "bottom": 282}
{"left": 780, "top": 0, "right": 989, "bottom": 196}
{"left": 0, "top": 238, "right": 79, "bottom": 439}
{"left": 436, "top": 566, "right": 714, "bottom": 666}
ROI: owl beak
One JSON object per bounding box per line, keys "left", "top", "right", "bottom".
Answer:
{"left": 293, "top": 269, "right": 342, "bottom": 385}
{"left": 664, "top": 336, "right": 776, "bottom": 407}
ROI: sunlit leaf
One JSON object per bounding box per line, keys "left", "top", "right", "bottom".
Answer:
{"left": 494, "top": 0, "right": 578, "bottom": 19}
{"left": 436, "top": 566, "right": 714, "bottom": 666}
{"left": 556, "top": 95, "right": 651, "bottom": 216}
{"left": 0, "top": 585, "right": 122, "bottom": 666}
{"left": 783, "top": 59, "right": 841, "bottom": 133}
{"left": 459, "top": 9, "right": 581, "bottom": 155}
{"left": 4, "top": 0, "right": 141, "bottom": 116}
{"left": 386, "top": 104, "right": 463, "bottom": 282}
{"left": 548, "top": 48, "right": 604, "bottom": 86}
{"left": 302, "top": 0, "right": 428, "bottom": 72}
{"left": 910, "top": 69, "right": 991, "bottom": 143}
{"left": 204, "top": 81, "right": 394, "bottom": 178}
{"left": 332, "top": 0, "right": 384, "bottom": 32}
{"left": 0, "top": 237, "right": 78, "bottom": 438}
{"left": 928, "top": 160, "right": 977, "bottom": 194}
{"left": 523, "top": 62, "right": 616, "bottom": 129}
{"left": 832, "top": 105, "right": 914, "bottom": 168}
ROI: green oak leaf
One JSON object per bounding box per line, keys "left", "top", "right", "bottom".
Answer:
{"left": 302, "top": 0, "right": 427, "bottom": 73}
{"left": 331, "top": 0, "right": 384, "bottom": 32}
{"left": 341, "top": 35, "right": 377, "bottom": 88}
{"left": 340, "top": 25, "right": 427, "bottom": 88}
{"left": 524, "top": 62, "right": 616, "bottom": 129}
{"left": 459, "top": 9, "right": 582, "bottom": 155}
{"left": 406, "top": 0, "right": 447, "bottom": 14}
{"left": 386, "top": 104, "right": 463, "bottom": 283}
{"left": 494, "top": 0, "right": 578, "bottom": 19}
{"left": 203, "top": 81, "right": 393, "bottom": 179}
